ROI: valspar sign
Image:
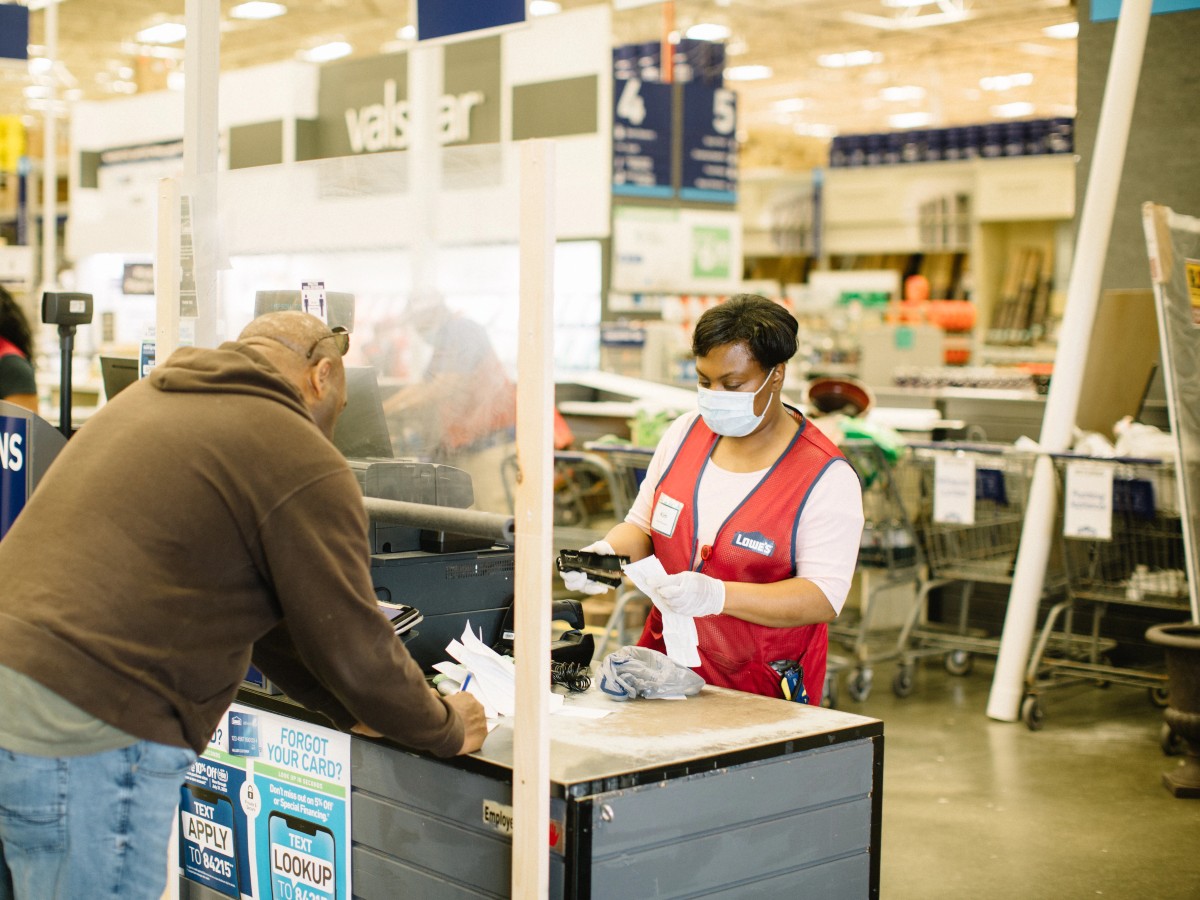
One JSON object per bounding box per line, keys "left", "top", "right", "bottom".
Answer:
{"left": 0, "top": 415, "right": 28, "bottom": 539}
{"left": 315, "top": 41, "right": 501, "bottom": 159}
{"left": 344, "top": 78, "right": 483, "bottom": 152}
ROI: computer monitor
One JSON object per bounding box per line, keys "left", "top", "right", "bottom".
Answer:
{"left": 100, "top": 356, "right": 139, "bottom": 400}
{"left": 333, "top": 366, "right": 394, "bottom": 459}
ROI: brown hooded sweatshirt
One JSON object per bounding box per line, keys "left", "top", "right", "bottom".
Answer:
{"left": 0, "top": 341, "right": 463, "bottom": 756}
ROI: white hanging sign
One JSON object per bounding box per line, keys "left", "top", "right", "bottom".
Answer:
{"left": 933, "top": 454, "right": 976, "bottom": 525}
{"left": 301, "top": 281, "right": 328, "bottom": 323}
{"left": 1063, "top": 461, "right": 1113, "bottom": 541}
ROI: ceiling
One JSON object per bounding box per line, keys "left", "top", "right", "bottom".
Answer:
{"left": 2, "top": 0, "right": 1079, "bottom": 167}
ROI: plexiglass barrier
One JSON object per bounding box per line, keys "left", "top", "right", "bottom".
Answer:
{"left": 159, "top": 142, "right": 588, "bottom": 515}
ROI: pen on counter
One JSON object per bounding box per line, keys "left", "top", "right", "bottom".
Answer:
{"left": 461, "top": 673, "right": 473, "bottom": 693}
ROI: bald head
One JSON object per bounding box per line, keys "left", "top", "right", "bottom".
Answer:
{"left": 239, "top": 311, "right": 341, "bottom": 362}
{"left": 238, "top": 310, "right": 348, "bottom": 439}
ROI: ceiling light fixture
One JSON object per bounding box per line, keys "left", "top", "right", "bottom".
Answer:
{"left": 686, "top": 23, "right": 731, "bottom": 42}
{"left": 395, "top": 25, "right": 416, "bottom": 40}
{"left": 302, "top": 41, "right": 352, "bottom": 63}
{"left": 991, "top": 101, "right": 1035, "bottom": 118}
{"left": 27, "top": 57, "right": 53, "bottom": 76}
{"left": 880, "top": 85, "right": 926, "bottom": 102}
{"left": 889, "top": 111, "right": 933, "bottom": 128}
{"left": 1043, "top": 22, "right": 1079, "bottom": 39}
{"left": 843, "top": 0, "right": 969, "bottom": 32}
{"left": 136, "top": 22, "right": 187, "bottom": 45}
{"left": 724, "top": 65, "right": 773, "bottom": 81}
{"left": 773, "top": 98, "right": 809, "bottom": 112}
{"left": 530, "top": 1, "right": 561, "bottom": 16}
{"left": 819, "top": 50, "right": 882, "bottom": 68}
{"left": 980, "top": 72, "right": 1033, "bottom": 92}
{"left": 230, "top": 2, "right": 287, "bottom": 20}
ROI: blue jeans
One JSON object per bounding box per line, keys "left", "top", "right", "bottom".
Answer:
{"left": 0, "top": 741, "right": 197, "bottom": 900}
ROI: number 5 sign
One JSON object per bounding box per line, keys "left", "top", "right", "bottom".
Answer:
{"left": 682, "top": 82, "right": 738, "bottom": 203}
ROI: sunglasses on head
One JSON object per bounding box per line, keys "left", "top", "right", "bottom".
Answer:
{"left": 305, "top": 326, "right": 350, "bottom": 360}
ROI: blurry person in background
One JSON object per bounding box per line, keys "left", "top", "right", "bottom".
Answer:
{"left": 383, "top": 291, "right": 516, "bottom": 512}
{"left": 0, "top": 287, "right": 37, "bottom": 413}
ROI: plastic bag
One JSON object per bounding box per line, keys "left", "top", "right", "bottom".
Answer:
{"left": 597, "top": 646, "right": 705, "bottom": 701}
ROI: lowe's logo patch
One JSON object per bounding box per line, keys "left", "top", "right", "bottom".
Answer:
{"left": 733, "top": 531, "right": 775, "bottom": 557}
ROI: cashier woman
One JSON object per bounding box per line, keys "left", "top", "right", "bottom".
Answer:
{"left": 563, "top": 294, "right": 865, "bottom": 704}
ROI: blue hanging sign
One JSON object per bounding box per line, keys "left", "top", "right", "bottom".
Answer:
{"left": 417, "top": 0, "right": 526, "bottom": 42}
{"left": 613, "top": 77, "right": 674, "bottom": 198}
{"left": 0, "top": 5, "right": 29, "bottom": 62}
{"left": 1, "top": 415, "right": 28, "bottom": 540}
{"left": 680, "top": 81, "right": 738, "bottom": 203}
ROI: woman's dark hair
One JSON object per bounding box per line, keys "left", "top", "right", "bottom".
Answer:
{"left": 691, "top": 293, "right": 799, "bottom": 369}
{"left": 0, "top": 286, "right": 34, "bottom": 360}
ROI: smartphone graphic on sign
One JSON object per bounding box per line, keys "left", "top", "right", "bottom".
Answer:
{"left": 179, "top": 784, "right": 240, "bottom": 898}
{"left": 269, "top": 811, "right": 337, "bottom": 900}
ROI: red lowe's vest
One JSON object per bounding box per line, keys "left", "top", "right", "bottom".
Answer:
{"left": 0, "top": 336, "right": 23, "bottom": 361}
{"left": 637, "top": 407, "right": 846, "bottom": 703}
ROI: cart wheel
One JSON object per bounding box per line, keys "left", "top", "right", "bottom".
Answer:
{"left": 1095, "top": 655, "right": 1114, "bottom": 689}
{"left": 1161, "top": 722, "right": 1184, "bottom": 756}
{"left": 1149, "top": 685, "right": 1170, "bottom": 708}
{"left": 822, "top": 673, "right": 839, "bottom": 709}
{"left": 944, "top": 649, "right": 973, "bottom": 677}
{"left": 1021, "top": 694, "right": 1044, "bottom": 732}
{"left": 892, "top": 667, "right": 914, "bottom": 699}
{"left": 847, "top": 668, "right": 874, "bottom": 702}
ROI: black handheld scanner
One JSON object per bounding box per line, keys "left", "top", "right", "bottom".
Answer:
{"left": 556, "top": 549, "right": 629, "bottom": 589}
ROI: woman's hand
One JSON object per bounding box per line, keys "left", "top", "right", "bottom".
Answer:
{"left": 657, "top": 571, "right": 726, "bottom": 617}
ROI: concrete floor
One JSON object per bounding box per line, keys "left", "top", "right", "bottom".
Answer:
{"left": 843, "top": 658, "right": 1200, "bottom": 899}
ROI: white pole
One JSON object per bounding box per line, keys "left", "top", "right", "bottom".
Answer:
{"left": 40, "top": 0, "right": 58, "bottom": 292}
{"left": 183, "top": 0, "right": 219, "bottom": 349}
{"left": 407, "top": 40, "right": 443, "bottom": 295}
{"left": 512, "top": 140, "right": 555, "bottom": 900}
{"left": 156, "top": 178, "right": 181, "bottom": 365}
{"left": 986, "top": 0, "right": 1153, "bottom": 721}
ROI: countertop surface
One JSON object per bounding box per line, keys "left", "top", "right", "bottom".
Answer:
{"left": 475, "top": 684, "right": 881, "bottom": 788}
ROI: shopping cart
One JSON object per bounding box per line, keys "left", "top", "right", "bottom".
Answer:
{"left": 828, "top": 440, "right": 925, "bottom": 703}
{"left": 891, "top": 442, "right": 1073, "bottom": 698}
{"left": 1018, "top": 454, "right": 1192, "bottom": 732}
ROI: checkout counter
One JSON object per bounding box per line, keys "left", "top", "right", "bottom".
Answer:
{"left": 228, "top": 683, "right": 883, "bottom": 899}
{"left": 182, "top": 453, "right": 883, "bottom": 899}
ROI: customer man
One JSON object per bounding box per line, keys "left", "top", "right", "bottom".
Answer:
{"left": 0, "top": 311, "right": 487, "bottom": 900}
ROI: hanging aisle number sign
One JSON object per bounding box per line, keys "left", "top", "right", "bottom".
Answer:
{"left": 612, "top": 76, "right": 674, "bottom": 198}
{"left": 681, "top": 81, "right": 738, "bottom": 203}
{"left": 933, "top": 454, "right": 976, "bottom": 525}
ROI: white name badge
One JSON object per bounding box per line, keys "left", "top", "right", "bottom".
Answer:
{"left": 651, "top": 493, "right": 684, "bottom": 537}
{"left": 1063, "top": 461, "right": 1113, "bottom": 541}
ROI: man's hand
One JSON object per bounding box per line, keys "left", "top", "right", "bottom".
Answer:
{"left": 444, "top": 691, "right": 489, "bottom": 755}
{"left": 351, "top": 722, "right": 384, "bottom": 738}
{"left": 657, "top": 570, "right": 726, "bottom": 617}
{"left": 559, "top": 539, "right": 618, "bottom": 595}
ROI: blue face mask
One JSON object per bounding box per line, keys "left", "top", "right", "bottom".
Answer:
{"left": 697, "top": 368, "right": 776, "bottom": 437}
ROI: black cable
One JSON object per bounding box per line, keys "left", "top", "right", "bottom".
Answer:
{"left": 550, "top": 660, "right": 591, "bottom": 693}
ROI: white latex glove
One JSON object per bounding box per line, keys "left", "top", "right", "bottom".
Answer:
{"left": 656, "top": 570, "right": 726, "bottom": 617}
{"left": 559, "top": 540, "right": 617, "bottom": 595}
